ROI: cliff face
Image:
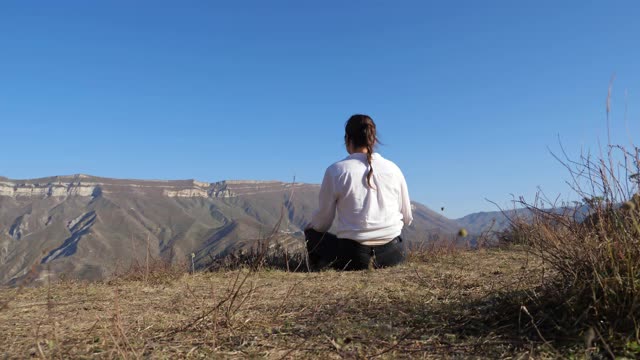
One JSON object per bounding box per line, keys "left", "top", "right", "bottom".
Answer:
{"left": 0, "top": 175, "right": 457, "bottom": 286}
{"left": 0, "top": 180, "right": 97, "bottom": 197}
{"left": 0, "top": 175, "right": 319, "bottom": 201}
{"left": 0, "top": 175, "right": 239, "bottom": 199}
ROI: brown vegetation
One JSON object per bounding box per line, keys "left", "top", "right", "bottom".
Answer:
{"left": 501, "top": 120, "right": 640, "bottom": 357}
{"left": 2, "top": 247, "right": 559, "bottom": 359}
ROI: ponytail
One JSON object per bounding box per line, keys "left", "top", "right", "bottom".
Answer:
{"left": 345, "top": 114, "right": 378, "bottom": 189}
{"left": 366, "top": 144, "right": 374, "bottom": 189}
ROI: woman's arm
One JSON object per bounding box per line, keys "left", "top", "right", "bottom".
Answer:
{"left": 307, "top": 168, "right": 337, "bottom": 232}
{"left": 400, "top": 173, "right": 413, "bottom": 226}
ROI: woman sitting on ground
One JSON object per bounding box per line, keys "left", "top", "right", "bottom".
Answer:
{"left": 305, "top": 114, "right": 413, "bottom": 270}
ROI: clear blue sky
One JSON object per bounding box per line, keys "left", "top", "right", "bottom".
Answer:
{"left": 1, "top": 1, "right": 639, "bottom": 218}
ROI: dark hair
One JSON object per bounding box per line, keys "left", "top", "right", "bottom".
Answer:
{"left": 345, "top": 114, "right": 378, "bottom": 188}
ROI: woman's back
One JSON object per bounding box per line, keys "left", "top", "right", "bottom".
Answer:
{"left": 318, "top": 152, "right": 412, "bottom": 245}
{"left": 305, "top": 114, "right": 413, "bottom": 271}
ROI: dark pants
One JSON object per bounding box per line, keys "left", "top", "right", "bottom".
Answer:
{"left": 304, "top": 229, "right": 405, "bottom": 271}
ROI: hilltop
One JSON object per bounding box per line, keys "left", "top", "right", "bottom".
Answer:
{"left": 0, "top": 248, "right": 558, "bottom": 359}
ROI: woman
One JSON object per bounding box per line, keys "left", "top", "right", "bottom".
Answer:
{"left": 305, "top": 114, "right": 413, "bottom": 270}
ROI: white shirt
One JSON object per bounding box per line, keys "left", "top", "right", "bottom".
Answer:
{"left": 309, "top": 152, "right": 413, "bottom": 246}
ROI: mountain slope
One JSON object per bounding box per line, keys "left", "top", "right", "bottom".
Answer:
{"left": 0, "top": 175, "right": 461, "bottom": 284}
{"left": 456, "top": 205, "right": 592, "bottom": 235}
{"left": 455, "top": 209, "right": 523, "bottom": 234}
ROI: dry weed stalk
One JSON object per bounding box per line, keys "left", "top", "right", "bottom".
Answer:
{"left": 406, "top": 232, "right": 469, "bottom": 262}
{"left": 504, "top": 86, "right": 640, "bottom": 354}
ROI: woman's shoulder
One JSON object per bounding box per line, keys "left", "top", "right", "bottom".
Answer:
{"left": 325, "top": 156, "right": 353, "bottom": 174}
{"left": 375, "top": 153, "right": 404, "bottom": 172}
{"left": 322, "top": 155, "right": 366, "bottom": 178}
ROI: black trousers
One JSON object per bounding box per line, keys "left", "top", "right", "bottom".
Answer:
{"left": 304, "top": 229, "right": 405, "bottom": 271}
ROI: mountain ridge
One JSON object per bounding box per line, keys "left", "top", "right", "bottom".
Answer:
{"left": 2, "top": 174, "right": 548, "bottom": 285}
{"left": 0, "top": 174, "right": 468, "bottom": 285}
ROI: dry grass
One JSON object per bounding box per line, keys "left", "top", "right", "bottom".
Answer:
{"left": 503, "top": 149, "right": 640, "bottom": 358}
{"left": 0, "top": 248, "right": 567, "bottom": 359}
{"left": 498, "top": 89, "right": 640, "bottom": 358}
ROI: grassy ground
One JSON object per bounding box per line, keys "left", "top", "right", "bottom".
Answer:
{"left": 1, "top": 248, "right": 575, "bottom": 359}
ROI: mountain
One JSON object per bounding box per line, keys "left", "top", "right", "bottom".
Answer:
{"left": 0, "top": 175, "right": 461, "bottom": 285}
{"left": 456, "top": 205, "right": 593, "bottom": 235}
{"left": 455, "top": 209, "right": 526, "bottom": 234}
